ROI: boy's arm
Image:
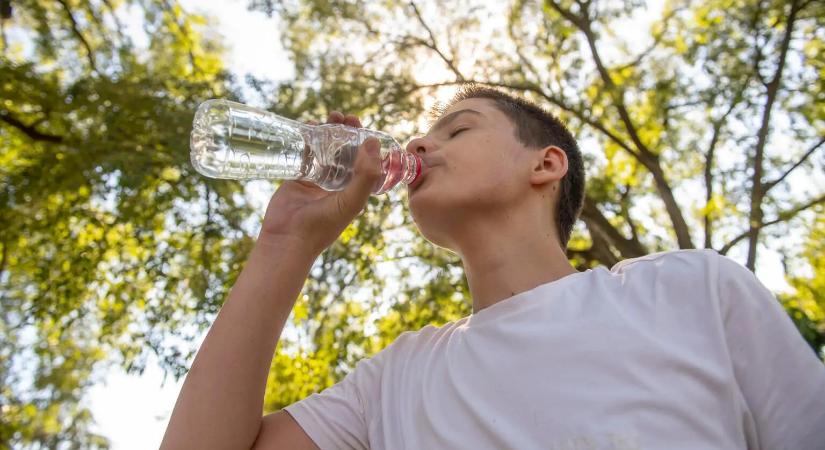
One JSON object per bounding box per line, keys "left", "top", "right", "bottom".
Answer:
{"left": 160, "top": 110, "right": 381, "bottom": 450}
{"left": 159, "top": 238, "right": 317, "bottom": 450}
{"left": 716, "top": 254, "right": 825, "bottom": 449}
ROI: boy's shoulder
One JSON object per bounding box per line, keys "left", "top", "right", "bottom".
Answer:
{"left": 610, "top": 249, "right": 747, "bottom": 278}
{"left": 607, "top": 249, "right": 745, "bottom": 295}
{"left": 608, "top": 248, "right": 758, "bottom": 297}
{"left": 610, "top": 248, "right": 723, "bottom": 274}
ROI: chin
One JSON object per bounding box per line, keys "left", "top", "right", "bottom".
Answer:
{"left": 414, "top": 225, "right": 454, "bottom": 250}
{"left": 409, "top": 198, "right": 460, "bottom": 251}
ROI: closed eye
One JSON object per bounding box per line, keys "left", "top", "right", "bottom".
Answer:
{"left": 449, "top": 128, "right": 468, "bottom": 138}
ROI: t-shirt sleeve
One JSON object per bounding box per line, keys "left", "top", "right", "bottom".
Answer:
{"left": 283, "top": 349, "right": 385, "bottom": 450}
{"left": 715, "top": 253, "right": 825, "bottom": 450}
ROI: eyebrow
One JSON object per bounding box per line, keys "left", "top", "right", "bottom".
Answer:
{"left": 428, "top": 109, "right": 485, "bottom": 135}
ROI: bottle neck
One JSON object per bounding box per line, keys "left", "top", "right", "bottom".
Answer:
{"left": 400, "top": 152, "right": 421, "bottom": 185}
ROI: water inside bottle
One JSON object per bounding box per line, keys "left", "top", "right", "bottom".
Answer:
{"left": 191, "top": 100, "right": 414, "bottom": 194}
{"left": 191, "top": 100, "right": 309, "bottom": 180}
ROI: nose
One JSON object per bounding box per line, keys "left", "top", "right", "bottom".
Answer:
{"left": 406, "top": 135, "right": 430, "bottom": 155}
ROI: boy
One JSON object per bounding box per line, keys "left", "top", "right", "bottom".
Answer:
{"left": 161, "top": 86, "right": 825, "bottom": 449}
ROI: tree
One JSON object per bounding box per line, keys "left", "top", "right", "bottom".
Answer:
{"left": 2, "top": 0, "right": 822, "bottom": 446}
{"left": 0, "top": 1, "right": 244, "bottom": 447}
{"left": 245, "top": 0, "right": 825, "bottom": 412}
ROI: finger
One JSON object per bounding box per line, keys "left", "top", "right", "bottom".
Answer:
{"left": 343, "top": 114, "right": 362, "bottom": 128}
{"left": 336, "top": 137, "right": 383, "bottom": 216}
{"left": 327, "top": 111, "right": 345, "bottom": 124}
{"left": 320, "top": 137, "right": 382, "bottom": 224}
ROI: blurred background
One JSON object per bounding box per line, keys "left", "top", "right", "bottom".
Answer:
{"left": 1, "top": 0, "right": 823, "bottom": 448}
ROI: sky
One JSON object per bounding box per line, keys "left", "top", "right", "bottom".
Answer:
{"left": 80, "top": 0, "right": 804, "bottom": 448}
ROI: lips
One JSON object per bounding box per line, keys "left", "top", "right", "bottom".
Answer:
{"left": 409, "top": 166, "right": 427, "bottom": 191}
{"left": 409, "top": 155, "right": 440, "bottom": 192}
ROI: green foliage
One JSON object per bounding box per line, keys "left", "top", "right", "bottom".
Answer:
{"left": 2, "top": 1, "right": 823, "bottom": 447}
{"left": 781, "top": 212, "right": 825, "bottom": 361}
{"left": 1, "top": 1, "right": 247, "bottom": 447}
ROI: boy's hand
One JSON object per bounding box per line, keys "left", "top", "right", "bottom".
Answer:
{"left": 258, "top": 111, "right": 382, "bottom": 256}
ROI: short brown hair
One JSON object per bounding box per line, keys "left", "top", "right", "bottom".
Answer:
{"left": 432, "top": 84, "right": 585, "bottom": 249}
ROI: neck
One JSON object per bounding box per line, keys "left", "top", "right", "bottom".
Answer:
{"left": 453, "top": 207, "right": 578, "bottom": 313}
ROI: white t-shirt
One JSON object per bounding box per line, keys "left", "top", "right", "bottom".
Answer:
{"left": 284, "top": 249, "right": 825, "bottom": 450}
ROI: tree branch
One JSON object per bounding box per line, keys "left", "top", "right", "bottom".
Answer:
{"left": 201, "top": 183, "right": 213, "bottom": 289}
{"left": 160, "top": 0, "right": 200, "bottom": 75}
{"left": 521, "top": 85, "right": 638, "bottom": 155}
{"left": 55, "top": 0, "right": 98, "bottom": 73}
{"left": 0, "top": 238, "right": 7, "bottom": 283}
{"left": 614, "top": 5, "right": 684, "bottom": 72}
{"left": 408, "top": 1, "right": 465, "bottom": 81}
{"left": 720, "top": 193, "right": 825, "bottom": 256}
{"left": 546, "top": 1, "right": 649, "bottom": 155}
{"left": 745, "top": 0, "right": 801, "bottom": 270}
{"left": 763, "top": 136, "right": 825, "bottom": 193}
{"left": 546, "top": 0, "right": 694, "bottom": 249}
{"left": 703, "top": 120, "right": 722, "bottom": 249}
{"left": 506, "top": 8, "right": 544, "bottom": 87}
{"left": 703, "top": 83, "right": 746, "bottom": 248}
{"left": 583, "top": 220, "right": 622, "bottom": 267}
{"left": 101, "top": 0, "right": 128, "bottom": 49}
{"left": 619, "top": 184, "right": 640, "bottom": 244}
{"left": 580, "top": 198, "right": 647, "bottom": 259}
{"left": 749, "top": 2, "right": 769, "bottom": 88}
{"left": 1, "top": 13, "right": 7, "bottom": 55}
{"left": 0, "top": 110, "right": 64, "bottom": 143}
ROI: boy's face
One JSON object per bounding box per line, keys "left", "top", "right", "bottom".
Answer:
{"left": 406, "top": 98, "right": 546, "bottom": 251}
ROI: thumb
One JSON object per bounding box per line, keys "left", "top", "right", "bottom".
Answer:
{"left": 337, "top": 137, "right": 383, "bottom": 216}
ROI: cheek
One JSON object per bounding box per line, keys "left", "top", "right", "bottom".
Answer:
{"left": 416, "top": 139, "right": 518, "bottom": 201}
{"left": 443, "top": 155, "right": 516, "bottom": 201}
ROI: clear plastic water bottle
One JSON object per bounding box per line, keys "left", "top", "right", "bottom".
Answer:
{"left": 190, "top": 99, "right": 422, "bottom": 195}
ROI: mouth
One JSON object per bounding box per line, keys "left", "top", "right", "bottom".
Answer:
{"left": 408, "top": 158, "right": 430, "bottom": 191}
{"left": 408, "top": 166, "right": 433, "bottom": 193}
{"left": 408, "top": 170, "right": 426, "bottom": 191}
{"left": 408, "top": 155, "right": 442, "bottom": 193}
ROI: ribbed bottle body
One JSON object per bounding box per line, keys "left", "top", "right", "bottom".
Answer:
{"left": 190, "top": 99, "right": 420, "bottom": 194}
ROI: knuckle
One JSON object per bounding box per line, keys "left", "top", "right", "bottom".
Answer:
{"left": 336, "top": 194, "right": 349, "bottom": 217}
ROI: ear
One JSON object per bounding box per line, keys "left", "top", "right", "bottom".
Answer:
{"left": 529, "top": 145, "right": 568, "bottom": 187}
